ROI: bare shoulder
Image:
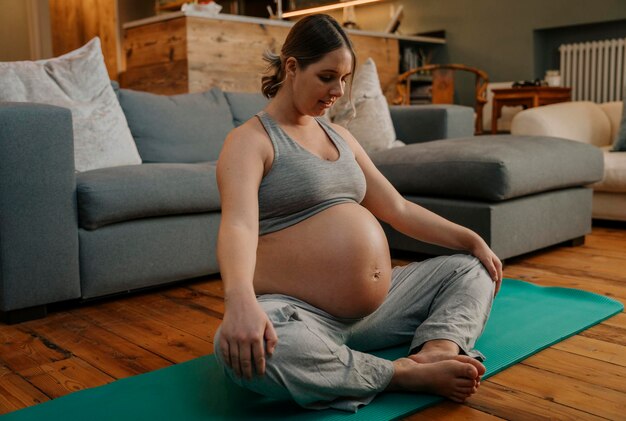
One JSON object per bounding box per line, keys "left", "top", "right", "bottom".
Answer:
{"left": 225, "top": 116, "right": 269, "bottom": 147}
{"left": 220, "top": 115, "right": 273, "bottom": 162}
{"left": 325, "top": 120, "right": 366, "bottom": 156}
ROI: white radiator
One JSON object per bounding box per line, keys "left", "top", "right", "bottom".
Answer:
{"left": 559, "top": 38, "right": 626, "bottom": 102}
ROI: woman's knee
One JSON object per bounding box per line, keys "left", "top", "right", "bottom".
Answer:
{"left": 446, "top": 253, "right": 480, "bottom": 269}
{"left": 214, "top": 327, "right": 290, "bottom": 398}
{"left": 215, "top": 321, "right": 325, "bottom": 398}
{"left": 446, "top": 254, "right": 495, "bottom": 295}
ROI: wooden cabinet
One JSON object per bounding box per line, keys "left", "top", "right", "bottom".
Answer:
{"left": 48, "top": 2, "right": 445, "bottom": 97}
{"left": 121, "top": 13, "right": 444, "bottom": 101}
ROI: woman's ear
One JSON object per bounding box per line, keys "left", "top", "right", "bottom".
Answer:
{"left": 285, "top": 57, "right": 298, "bottom": 77}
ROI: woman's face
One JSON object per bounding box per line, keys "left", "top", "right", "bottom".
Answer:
{"left": 288, "top": 47, "right": 353, "bottom": 116}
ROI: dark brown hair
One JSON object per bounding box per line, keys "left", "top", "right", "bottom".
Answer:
{"left": 261, "top": 14, "right": 356, "bottom": 98}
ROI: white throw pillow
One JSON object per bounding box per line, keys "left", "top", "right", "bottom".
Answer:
{"left": 0, "top": 37, "right": 141, "bottom": 172}
{"left": 330, "top": 57, "right": 403, "bottom": 153}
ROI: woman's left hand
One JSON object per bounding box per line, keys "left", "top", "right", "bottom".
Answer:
{"left": 471, "top": 240, "right": 503, "bottom": 296}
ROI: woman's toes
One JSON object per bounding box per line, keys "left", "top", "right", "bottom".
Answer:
{"left": 465, "top": 365, "right": 478, "bottom": 380}
{"left": 456, "top": 377, "right": 475, "bottom": 388}
{"left": 454, "top": 355, "right": 486, "bottom": 376}
{"left": 457, "top": 386, "right": 475, "bottom": 394}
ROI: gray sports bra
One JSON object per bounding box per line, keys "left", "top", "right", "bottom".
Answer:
{"left": 256, "top": 111, "right": 367, "bottom": 235}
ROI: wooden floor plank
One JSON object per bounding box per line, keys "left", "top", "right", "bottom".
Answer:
{"left": 502, "top": 265, "right": 626, "bottom": 304}
{"left": 602, "top": 312, "right": 626, "bottom": 330}
{"left": 520, "top": 348, "right": 626, "bottom": 393}
{"left": 163, "top": 287, "right": 225, "bottom": 319}
{"left": 467, "top": 381, "right": 606, "bottom": 421}
{"left": 407, "top": 401, "right": 505, "bottom": 420}
{"left": 520, "top": 250, "right": 626, "bottom": 282}
{"left": 107, "top": 291, "right": 222, "bottom": 343}
{"left": 556, "top": 236, "right": 626, "bottom": 259}
{"left": 187, "top": 277, "right": 225, "bottom": 299}
{"left": 579, "top": 323, "right": 626, "bottom": 347}
{"left": 19, "top": 357, "right": 114, "bottom": 399}
{"left": 568, "top": 232, "right": 626, "bottom": 252}
{"left": 552, "top": 335, "right": 626, "bottom": 367}
{"left": 589, "top": 225, "right": 626, "bottom": 239}
{"left": 486, "top": 364, "right": 626, "bottom": 419}
{"left": 78, "top": 302, "right": 214, "bottom": 363}
{"left": 0, "top": 323, "right": 70, "bottom": 373}
{"left": 0, "top": 367, "right": 50, "bottom": 414}
{"left": 21, "top": 313, "right": 172, "bottom": 379}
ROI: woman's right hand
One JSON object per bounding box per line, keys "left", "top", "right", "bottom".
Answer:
{"left": 219, "top": 292, "right": 278, "bottom": 380}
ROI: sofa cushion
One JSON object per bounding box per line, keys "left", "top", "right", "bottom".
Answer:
{"left": 77, "top": 163, "right": 220, "bottom": 230}
{"left": 330, "top": 58, "right": 401, "bottom": 153}
{"left": 390, "top": 104, "right": 474, "bottom": 143}
{"left": 118, "top": 87, "right": 234, "bottom": 163}
{"left": 224, "top": 91, "right": 269, "bottom": 126}
{"left": 599, "top": 101, "right": 623, "bottom": 142}
{"left": 511, "top": 101, "right": 612, "bottom": 147}
{"left": 0, "top": 38, "right": 141, "bottom": 172}
{"left": 593, "top": 147, "right": 626, "bottom": 193}
{"left": 371, "top": 135, "right": 604, "bottom": 201}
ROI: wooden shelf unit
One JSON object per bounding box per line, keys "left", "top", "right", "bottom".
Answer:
{"left": 121, "top": 13, "right": 445, "bottom": 101}
{"left": 47, "top": 1, "right": 445, "bottom": 97}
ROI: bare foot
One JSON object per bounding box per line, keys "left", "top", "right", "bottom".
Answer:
{"left": 410, "top": 339, "right": 460, "bottom": 363}
{"left": 410, "top": 350, "right": 457, "bottom": 364}
{"left": 386, "top": 357, "right": 482, "bottom": 403}
{"left": 409, "top": 354, "right": 486, "bottom": 379}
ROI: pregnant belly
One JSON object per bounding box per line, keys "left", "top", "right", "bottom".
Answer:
{"left": 254, "top": 203, "right": 392, "bottom": 318}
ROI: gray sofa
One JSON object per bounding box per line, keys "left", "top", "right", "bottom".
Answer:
{"left": 0, "top": 86, "right": 603, "bottom": 323}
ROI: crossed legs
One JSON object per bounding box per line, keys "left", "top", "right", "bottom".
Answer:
{"left": 214, "top": 254, "right": 495, "bottom": 411}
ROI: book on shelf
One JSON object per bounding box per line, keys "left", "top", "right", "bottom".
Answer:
{"left": 401, "top": 46, "right": 431, "bottom": 73}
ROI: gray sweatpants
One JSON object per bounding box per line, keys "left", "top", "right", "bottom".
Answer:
{"left": 214, "top": 254, "right": 495, "bottom": 412}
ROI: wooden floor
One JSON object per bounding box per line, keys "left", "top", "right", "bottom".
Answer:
{"left": 1, "top": 223, "right": 625, "bottom": 420}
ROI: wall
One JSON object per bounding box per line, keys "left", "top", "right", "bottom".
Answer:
{"left": 0, "top": 0, "right": 32, "bottom": 60}
{"left": 534, "top": 18, "right": 626, "bottom": 78}
{"left": 0, "top": 0, "right": 155, "bottom": 70}
{"left": 341, "top": 0, "right": 626, "bottom": 104}
{"left": 0, "top": 0, "right": 53, "bottom": 61}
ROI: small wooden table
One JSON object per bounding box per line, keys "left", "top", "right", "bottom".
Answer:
{"left": 491, "top": 86, "right": 571, "bottom": 134}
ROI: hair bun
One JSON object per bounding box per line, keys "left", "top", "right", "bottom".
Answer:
{"left": 260, "top": 14, "right": 356, "bottom": 99}
{"left": 261, "top": 50, "right": 285, "bottom": 98}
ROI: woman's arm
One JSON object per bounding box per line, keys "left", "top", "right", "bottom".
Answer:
{"left": 333, "top": 124, "right": 502, "bottom": 293}
{"left": 216, "top": 125, "right": 278, "bottom": 379}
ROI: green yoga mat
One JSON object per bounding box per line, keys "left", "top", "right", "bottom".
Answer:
{"left": 3, "top": 279, "right": 623, "bottom": 421}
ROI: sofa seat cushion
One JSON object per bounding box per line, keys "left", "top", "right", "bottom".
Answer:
{"left": 371, "top": 135, "right": 604, "bottom": 201}
{"left": 77, "top": 163, "right": 220, "bottom": 230}
{"left": 593, "top": 148, "right": 626, "bottom": 193}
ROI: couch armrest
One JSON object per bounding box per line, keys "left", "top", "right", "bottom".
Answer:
{"left": 0, "top": 103, "right": 80, "bottom": 313}
{"left": 511, "top": 101, "right": 612, "bottom": 147}
{"left": 389, "top": 104, "right": 474, "bottom": 144}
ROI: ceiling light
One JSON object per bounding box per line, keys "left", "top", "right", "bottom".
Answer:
{"left": 282, "top": 0, "right": 383, "bottom": 19}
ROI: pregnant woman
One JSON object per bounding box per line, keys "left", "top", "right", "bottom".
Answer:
{"left": 214, "top": 14, "right": 502, "bottom": 412}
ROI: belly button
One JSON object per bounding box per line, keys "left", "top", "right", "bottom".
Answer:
{"left": 373, "top": 270, "right": 381, "bottom": 281}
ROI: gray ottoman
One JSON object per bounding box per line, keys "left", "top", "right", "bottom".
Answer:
{"left": 371, "top": 135, "right": 605, "bottom": 260}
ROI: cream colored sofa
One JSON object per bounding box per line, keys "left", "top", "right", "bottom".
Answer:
{"left": 511, "top": 101, "right": 625, "bottom": 221}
